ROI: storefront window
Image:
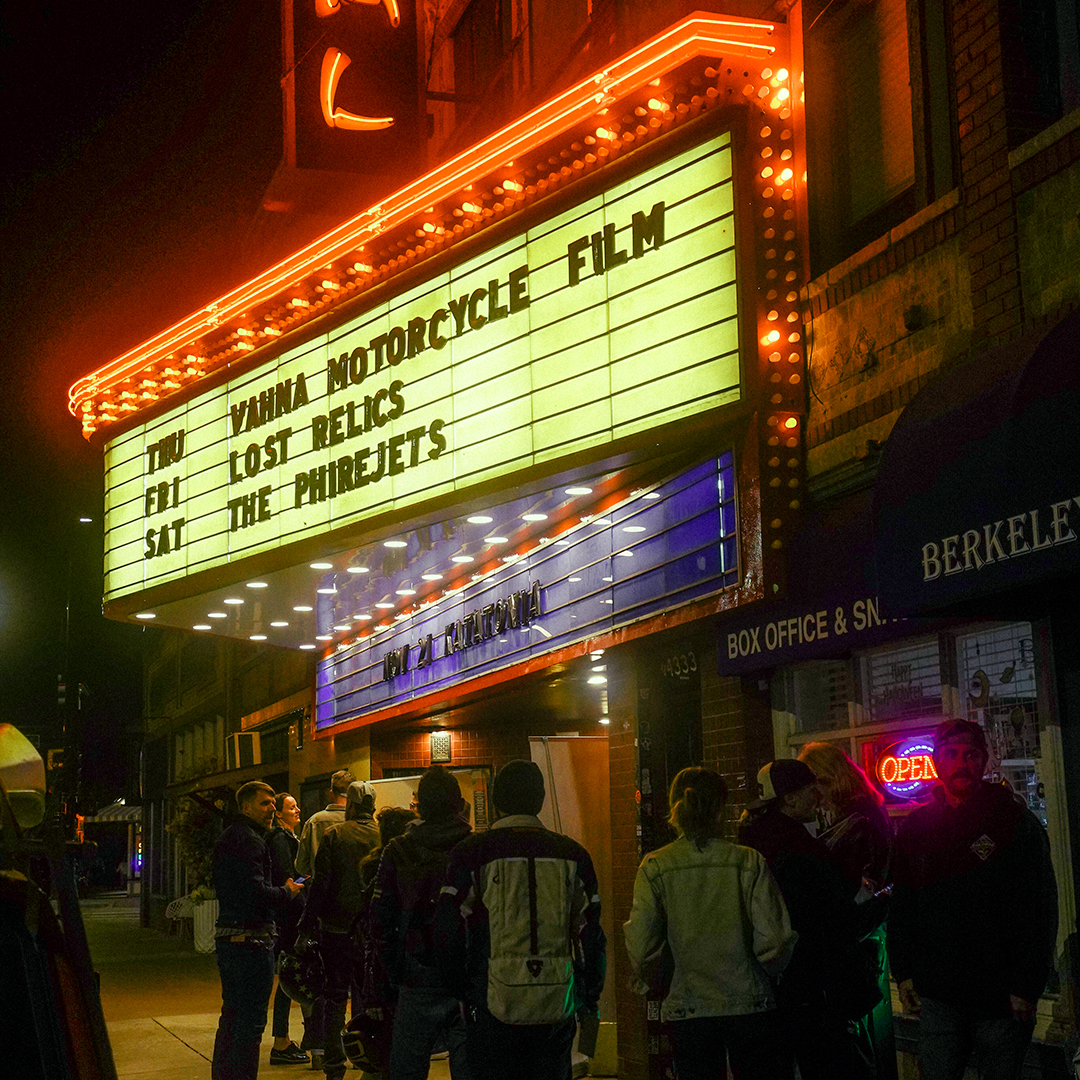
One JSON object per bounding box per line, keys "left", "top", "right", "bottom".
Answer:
{"left": 865, "top": 637, "right": 942, "bottom": 725}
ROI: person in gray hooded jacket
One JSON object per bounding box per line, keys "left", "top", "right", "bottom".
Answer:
{"left": 624, "top": 767, "right": 796, "bottom": 1080}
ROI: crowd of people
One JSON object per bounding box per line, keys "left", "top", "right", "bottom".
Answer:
{"left": 209, "top": 716, "right": 1057, "bottom": 1080}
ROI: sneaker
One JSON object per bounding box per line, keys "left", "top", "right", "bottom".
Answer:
{"left": 270, "top": 1043, "right": 311, "bottom": 1065}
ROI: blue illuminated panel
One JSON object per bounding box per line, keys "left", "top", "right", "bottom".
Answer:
{"left": 315, "top": 454, "right": 737, "bottom": 729}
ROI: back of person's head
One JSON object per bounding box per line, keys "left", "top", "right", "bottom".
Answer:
{"left": 330, "top": 769, "right": 355, "bottom": 797}
{"left": 236, "top": 780, "right": 274, "bottom": 810}
{"left": 492, "top": 759, "right": 545, "bottom": 817}
{"left": 798, "top": 742, "right": 883, "bottom": 810}
{"left": 345, "top": 780, "right": 377, "bottom": 820}
{"left": 376, "top": 805, "right": 416, "bottom": 845}
{"left": 668, "top": 767, "right": 727, "bottom": 850}
{"left": 416, "top": 766, "right": 464, "bottom": 820}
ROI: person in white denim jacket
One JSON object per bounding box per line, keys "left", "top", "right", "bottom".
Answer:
{"left": 624, "top": 767, "right": 797, "bottom": 1080}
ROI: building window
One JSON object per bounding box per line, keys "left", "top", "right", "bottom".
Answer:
{"left": 803, "top": 0, "right": 955, "bottom": 274}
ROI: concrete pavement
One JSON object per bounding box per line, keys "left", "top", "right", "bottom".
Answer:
{"left": 81, "top": 892, "right": 452, "bottom": 1079}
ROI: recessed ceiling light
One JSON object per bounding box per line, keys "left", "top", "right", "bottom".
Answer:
{"left": 224, "top": 598, "right": 244, "bottom": 605}
{"left": 250, "top": 634, "right": 267, "bottom": 641}
{"left": 375, "top": 601, "right": 395, "bottom": 609}
{"left": 346, "top": 565, "right": 370, "bottom": 574}
{"left": 270, "top": 621, "right": 289, "bottom": 628}
{"left": 602, "top": 576, "right": 613, "bottom": 582}
{"left": 316, "top": 635, "right": 332, "bottom": 641}
{"left": 384, "top": 539, "right": 407, "bottom": 548}
{"left": 353, "top": 613, "right": 373, "bottom": 621}
{"left": 310, "top": 561, "right": 333, "bottom": 569}
{"left": 333, "top": 624, "right": 352, "bottom": 632}
{"left": 601, "top": 599, "right": 613, "bottom": 604}
{"left": 484, "top": 536, "right": 508, "bottom": 544}
{"left": 79, "top": 516, "right": 93, "bottom": 523}
{"left": 396, "top": 588, "right": 416, "bottom": 596}
{"left": 616, "top": 550, "right": 634, "bottom": 557}
{"left": 300, "top": 644, "right": 316, "bottom": 650}
{"left": 317, "top": 587, "right": 337, "bottom": 595}
{"left": 643, "top": 491, "right": 661, "bottom": 500}
{"left": 622, "top": 525, "right": 646, "bottom": 533}
{"left": 587, "top": 675, "right": 607, "bottom": 685}
{"left": 590, "top": 650, "right": 604, "bottom": 659}
{"left": 569, "top": 576, "right": 582, "bottom": 582}
{"left": 135, "top": 612, "right": 156, "bottom": 620}
{"left": 556, "top": 540, "right": 571, "bottom": 546}
{"left": 599, "top": 717, "right": 611, "bottom": 725}
{"left": 451, "top": 555, "right": 473, "bottom": 563}
{"left": 293, "top": 605, "right": 313, "bottom": 612}
{"left": 193, "top": 624, "right": 211, "bottom": 631}
{"left": 421, "top": 572, "right": 443, "bottom": 581}
{"left": 467, "top": 515, "right": 493, "bottom": 524}
{"left": 246, "top": 581, "right": 269, "bottom": 588}
{"left": 522, "top": 513, "right": 548, "bottom": 521}
{"left": 592, "top": 665, "right": 606, "bottom": 672}
{"left": 208, "top": 612, "right": 227, "bottom": 619}
{"left": 594, "top": 518, "right": 612, "bottom": 526}
{"left": 565, "top": 486, "right": 592, "bottom": 495}
{"left": 501, "top": 554, "right": 520, "bottom": 562}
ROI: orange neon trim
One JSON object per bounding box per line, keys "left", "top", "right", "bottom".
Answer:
{"left": 68, "top": 12, "right": 777, "bottom": 419}
{"left": 320, "top": 48, "right": 395, "bottom": 130}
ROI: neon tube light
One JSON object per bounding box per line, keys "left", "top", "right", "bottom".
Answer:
{"left": 320, "top": 49, "right": 395, "bottom": 130}
{"left": 68, "top": 12, "right": 777, "bottom": 422}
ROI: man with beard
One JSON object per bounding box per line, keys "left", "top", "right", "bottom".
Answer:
{"left": 888, "top": 718, "right": 1057, "bottom": 1080}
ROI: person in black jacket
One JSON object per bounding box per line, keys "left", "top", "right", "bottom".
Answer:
{"left": 299, "top": 780, "right": 381, "bottom": 1080}
{"left": 212, "top": 781, "right": 303, "bottom": 1080}
{"left": 739, "top": 758, "right": 873, "bottom": 1080}
{"left": 888, "top": 718, "right": 1057, "bottom": 1080}
{"left": 267, "top": 792, "right": 309, "bottom": 1065}
{"left": 372, "top": 766, "right": 474, "bottom": 1080}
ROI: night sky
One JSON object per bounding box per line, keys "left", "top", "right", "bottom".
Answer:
{"left": 1, "top": 1, "right": 285, "bottom": 803}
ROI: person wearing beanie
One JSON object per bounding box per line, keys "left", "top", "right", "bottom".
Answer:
{"left": 436, "top": 759, "right": 607, "bottom": 1080}
{"left": 739, "top": 759, "right": 874, "bottom": 1079}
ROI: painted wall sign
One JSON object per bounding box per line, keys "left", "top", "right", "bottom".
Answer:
{"left": 875, "top": 737, "right": 938, "bottom": 800}
{"left": 316, "top": 455, "right": 738, "bottom": 729}
{"left": 103, "top": 132, "right": 740, "bottom": 605}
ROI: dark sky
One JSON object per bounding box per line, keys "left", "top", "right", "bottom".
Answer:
{"left": 0, "top": 1, "right": 284, "bottom": 800}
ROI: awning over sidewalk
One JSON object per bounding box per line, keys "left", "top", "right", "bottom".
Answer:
{"left": 84, "top": 801, "right": 142, "bottom": 823}
{"left": 874, "top": 307, "right": 1080, "bottom": 614}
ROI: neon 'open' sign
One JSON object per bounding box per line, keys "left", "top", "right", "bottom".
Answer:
{"left": 876, "top": 738, "right": 938, "bottom": 799}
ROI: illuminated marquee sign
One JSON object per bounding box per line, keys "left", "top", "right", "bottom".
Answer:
{"left": 876, "top": 738, "right": 938, "bottom": 800}
{"left": 102, "top": 131, "right": 741, "bottom": 605}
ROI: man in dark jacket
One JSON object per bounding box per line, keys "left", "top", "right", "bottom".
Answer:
{"left": 888, "top": 718, "right": 1058, "bottom": 1080}
{"left": 436, "top": 760, "right": 606, "bottom": 1080}
{"left": 372, "top": 765, "right": 474, "bottom": 1080}
{"left": 739, "top": 758, "right": 873, "bottom": 1079}
{"left": 212, "top": 781, "right": 303, "bottom": 1080}
{"left": 299, "top": 780, "right": 380, "bottom": 1080}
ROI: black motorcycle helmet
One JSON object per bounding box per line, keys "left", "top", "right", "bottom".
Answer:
{"left": 277, "top": 939, "right": 323, "bottom": 1009}
{"left": 342, "top": 1008, "right": 393, "bottom": 1073}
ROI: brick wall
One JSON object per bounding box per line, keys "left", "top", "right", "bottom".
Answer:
{"left": 369, "top": 722, "right": 564, "bottom": 776}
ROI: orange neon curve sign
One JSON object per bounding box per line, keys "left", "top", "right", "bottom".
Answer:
{"left": 321, "top": 48, "right": 395, "bottom": 130}
{"left": 315, "top": 0, "right": 400, "bottom": 25}
{"left": 68, "top": 12, "right": 779, "bottom": 423}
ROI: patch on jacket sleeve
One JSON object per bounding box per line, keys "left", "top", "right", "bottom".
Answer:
{"left": 970, "top": 834, "right": 996, "bottom": 861}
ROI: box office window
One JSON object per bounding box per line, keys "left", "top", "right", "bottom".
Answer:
{"left": 774, "top": 622, "right": 1049, "bottom": 824}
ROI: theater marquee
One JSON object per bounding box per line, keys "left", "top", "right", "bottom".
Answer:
{"left": 102, "top": 130, "right": 741, "bottom": 604}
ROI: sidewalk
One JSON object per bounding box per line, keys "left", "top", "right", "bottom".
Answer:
{"left": 81, "top": 892, "right": 451, "bottom": 1079}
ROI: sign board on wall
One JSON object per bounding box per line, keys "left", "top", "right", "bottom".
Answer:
{"left": 317, "top": 455, "right": 738, "bottom": 728}
{"left": 103, "top": 132, "right": 741, "bottom": 605}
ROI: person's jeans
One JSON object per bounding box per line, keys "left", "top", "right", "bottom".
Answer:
{"left": 466, "top": 1005, "right": 575, "bottom": 1080}
{"left": 322, "top": 931, "right": 358, "bottom": 1080}
{"left": 212, "top": 939, "right": 276, "bottom": 1080}
{"left": 918, "top": 996, "right": 1036, "bottom": 1080}
{"left": 390, "top": 986, "right": 473, "bottom": 1080}
{"left": 668, "top": 1011, "right": 792, "bottom": 1080}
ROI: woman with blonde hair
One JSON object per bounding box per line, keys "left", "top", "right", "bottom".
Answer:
{"left": 798, "top": 743, "right": 891, "bottom": 895}
{"left": 624, "top": 767, "right": 796, "bottom": 1079}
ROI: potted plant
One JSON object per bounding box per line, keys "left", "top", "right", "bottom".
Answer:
{"left": 167, "top": 794, "right": 226, "bottom": 952}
